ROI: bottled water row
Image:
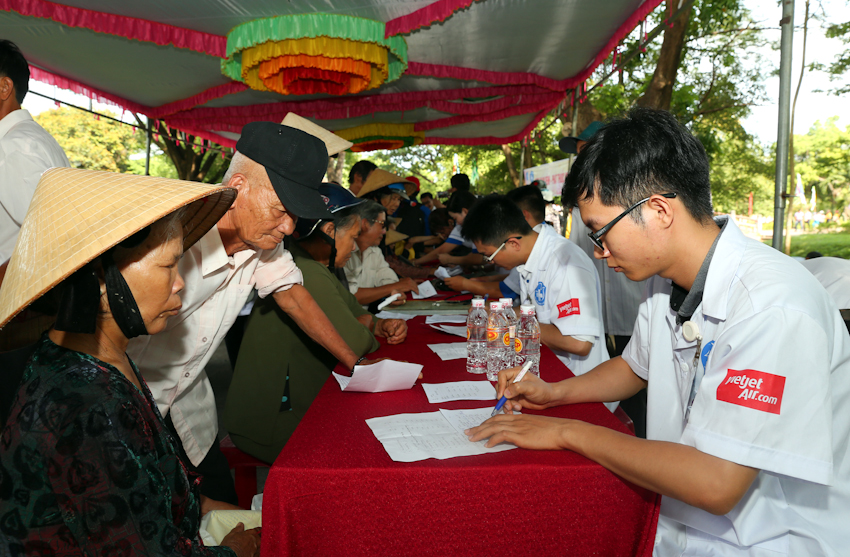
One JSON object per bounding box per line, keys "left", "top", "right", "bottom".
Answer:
{"left": 466, "top": 297, "right": 540, "bottom": 380}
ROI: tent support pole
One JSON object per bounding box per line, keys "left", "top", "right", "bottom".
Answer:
{"left": 772, "top": 0, "right": 794, "bottom": 250}
{"left": 145, "top": 120, "right": 152, "bottom": 176}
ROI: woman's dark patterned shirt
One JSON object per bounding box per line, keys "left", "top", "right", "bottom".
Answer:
{"left": 0, "top": 335, "right": 235, "bottom": 556}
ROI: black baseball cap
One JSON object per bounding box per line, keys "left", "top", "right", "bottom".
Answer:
{"left": 236, "top": 122, "right": 332, "bottom": 220}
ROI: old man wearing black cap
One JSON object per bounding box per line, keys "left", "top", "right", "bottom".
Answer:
{"left": 128, "top": 121, "right": 362, "bottom": 504}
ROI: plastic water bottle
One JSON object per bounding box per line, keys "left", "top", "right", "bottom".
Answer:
{"left": 486, "top": 301, "right": 510, "bottom": 381}
{"left": 500, "top": 298, "right": 518, "bottom": 368}
{"left": 515, "top": 305, "right": 541, "bottom": 378}
{"left": 466, "top": 298, "right": 488, "bottom": 374}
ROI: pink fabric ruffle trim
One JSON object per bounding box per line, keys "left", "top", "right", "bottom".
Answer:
{"left": 385, "top": 0, "right": 478, "bottom": 36}
{"left": 30, "top": 66, "right": 149, "bottom": 114}
{"left": 1, "top": 0, "right": 226, "bottom": 57}
{"left": 147, "top": 82, "right": 248, "bottom": 118}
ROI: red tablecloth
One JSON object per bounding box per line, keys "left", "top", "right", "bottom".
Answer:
{"left": 261, "top": 317, "right": 660, "bottom": 557}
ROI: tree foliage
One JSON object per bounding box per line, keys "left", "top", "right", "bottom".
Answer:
{"left": 35, "top": 107, "right": 145, "bottom": 173}
{"left": 794, "top": 117, "right": 850, "bottom": 211}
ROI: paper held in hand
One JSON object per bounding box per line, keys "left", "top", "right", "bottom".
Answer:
{"left": 411, "top": 280, "right": 438, "bottom": 299}
{"left": 434, "top": 266, "right": 463, "bottom": 280}
{"left": 366, "top": 407, "right": 516, "bottom": 462}
{"left": 332, "top": 359, "right": 422, "bottom": 393}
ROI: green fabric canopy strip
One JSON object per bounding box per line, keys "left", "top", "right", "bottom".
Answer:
{"left": 222, "top": 13, "right": 408, "bottom": 85}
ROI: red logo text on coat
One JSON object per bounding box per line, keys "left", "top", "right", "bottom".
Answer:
{"left": 557, "top": 299, "right": 580, "bottom": 318}
{"left": 716, "top": 369, "right": 785, "bottom": 415}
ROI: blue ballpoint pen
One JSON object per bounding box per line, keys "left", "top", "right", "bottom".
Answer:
{"left": 491, "top": 361, "right": 533, "bottom": 417}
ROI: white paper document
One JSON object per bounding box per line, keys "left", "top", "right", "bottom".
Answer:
{"left": 332, "top": 359, "right": 422, "bottom": 393}
{"left": 434, "top": 265, "right": 463, "bottom": 279}
{"left": 422, "top": 381, "right": 497, "bottom": 403}
{"left": 366, "top": 409, "right": 516, "bottom": 462}
{"left": 425, "top": 314, "right": 468, "bottom": 324}
{"left": 427, "top": 343, "right": 468, "bottom": 361}
{"left": 375, "top": 310, "right": 416, "bottom": 320}
{"left": 429, "top": 324, "right": 468, "bottom": 337}
{"left": 411, "top": 280, "right": 438, "bottom": 299}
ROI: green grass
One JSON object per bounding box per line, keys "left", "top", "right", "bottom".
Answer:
{"left": 770, "top": 232, "right": 850, "bottom": 259}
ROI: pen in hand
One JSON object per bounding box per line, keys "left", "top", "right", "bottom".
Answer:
{"left": 490, "top": 361, "right": 533, "bottom": 417}
{"left": 377, "top": 293, "right": 402, "bottom": 311}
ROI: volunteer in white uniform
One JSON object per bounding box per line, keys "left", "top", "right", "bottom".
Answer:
{"left": 460, "top": 195, "right": 610, "bottom": 382}
{"left": 468, "top": 108, "right": 850, "bottom": 556}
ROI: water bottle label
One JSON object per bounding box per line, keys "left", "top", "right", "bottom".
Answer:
{"left": 466, "top": 327, "right": 470, "bottom": 340}
{"left": 508, "top": 325, "right": 516, "bottom": 338}
{"left": 487, "top": 329, "right": 498, "bottom": 342}
{"left": 515, "top": 338, "right": 522, "bottom": 353}
{"left": 502, "top": 332, "right": 511, "bottom": 347}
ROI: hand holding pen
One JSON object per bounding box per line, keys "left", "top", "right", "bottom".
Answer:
{"left": 491, "top": 361, "right": 533, "bottom": 416}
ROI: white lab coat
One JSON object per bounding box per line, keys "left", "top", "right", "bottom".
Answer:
{"left": 622, "top": 217, "right": 850, "bottom": 556}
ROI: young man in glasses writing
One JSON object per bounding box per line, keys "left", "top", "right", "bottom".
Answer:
{"left": 461, "top": 195, "right": 611, "bottom": 393}
{"left": 467, "top": 108, "right": 850, "bottom": 556}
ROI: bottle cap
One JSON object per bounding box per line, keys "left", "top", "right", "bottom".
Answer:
{"left": 520, "top": 305, "right": 536, "bottom": 315}
{"left": 472, "top": 298, "right": 485, "bottom": 308}
{"left": 490, "top": 301, "right": 502, "bottom": 311}
{"left": 499, "top": 297, "right": 512, "bottom": 308}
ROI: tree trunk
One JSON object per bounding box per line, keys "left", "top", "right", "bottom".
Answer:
{"left": 636, "top": 0, "right": 692, "bottom": 110}
{"left": 784, "top": 0, "right": 810, "bottom": 254}
{"left": 147, "top": 119, "right": 230, "bottom": 183}
{"left": 326, "top": 151, "right": 346, "bottom": 184}
{"left": 501, "top": 144, "right": 520, "bottom": 187}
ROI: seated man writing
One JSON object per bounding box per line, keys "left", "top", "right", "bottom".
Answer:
{"left": 468, "top": 108, "right": 850, "bottom": 556}
{"left": 444, "top": 185, "right": 548, "bottom": 299}
{"left": 224, "top": 184, "right": 408, "bottom": 464}
{"left": 461, "top": 195, "right": 610, "bottom": 384}
{"left": 413, "top": 191, "right": 483, "bottom": 267}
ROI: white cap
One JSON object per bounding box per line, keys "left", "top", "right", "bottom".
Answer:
{"left": 490, "top": 301, "right": 502, "bottom": 312}
{"left": 472, "top": 298, "right": 485, "bottom": 308}
{"left": 499, "top": 297, "right": 512, "bottom": 307}
{"left": 520, "top": 305, "right": 536, "bottom": 315}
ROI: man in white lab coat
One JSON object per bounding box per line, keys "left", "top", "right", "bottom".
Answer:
{"left": 468, "top": 108, "right": 850, "bottom": 556}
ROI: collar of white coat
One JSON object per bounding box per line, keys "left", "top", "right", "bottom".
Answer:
{"left": 700, "top": 215, "right": 747, "bottom": 322}
{"left": 0, "top": 108, "right": 34, "bottom": 139}
{"left": 521, "top": 224, "right": 556, "bottom": 276}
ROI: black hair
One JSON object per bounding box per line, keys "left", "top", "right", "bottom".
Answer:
{"left": 0, "top": 40, "right": 29, "bottom": 104}
{"left": 450, "top": 173, "right": 471, "bottom": 192}
{"left": 420, "top": 192, "right": 433, "bottom": 201}
{"left": 351, "top": 199, "right": 386, "bottom": 223}
{"left": 445, "top": 190, "right": 477, "bottom": 214}
{"left": 562, "top": 108, "right": 713, "bottom": 224}
{"left": 462, "top": 194, "right": 533, "bottom": 247}
{"left": 505, "top": 186, "right": 546, "bottom": 224}
{"left": 805, "top": 251, "right": 823, "bottom": 259}
{"left": 348, "top": 159, "right": 377, "bottom": 186}
{"left": 363, "top": 186, "right": 395, "bottom": 203}
{"left": 428, "top": 208, "right": 453, "bottom": 233}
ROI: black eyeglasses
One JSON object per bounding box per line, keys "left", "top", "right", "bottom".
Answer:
{"left": 587, "top": 192, "right": 677, "bottom": 251}
{"left": 486, "top": 236, "right": 522, "bottom": 262}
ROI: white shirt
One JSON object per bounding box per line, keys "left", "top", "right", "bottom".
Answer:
{"left": 343, "top": 244, "right": 398, "bottom": 294}
{"left": 569, "top": 207, "right": 646, "bottom": 336}
{"left": 0, "top": 109, "right": 70, "bottom": 261}
{"left": 445, "top": 223, "right": 477, "bottom": 252}
{"left": 502, "top": 223, "right": 544, "bottom": 296}
{"left": 517, "top": 225, "right": 610, "bottom": 381}
{"left": 622, "top": 217, "right": 850, "bottom": 556}
{"left": 799, "top": 256, "right": 850, "bottom": 310}
{"left": 127, "top": 225, "right": 303, "bottom": 465}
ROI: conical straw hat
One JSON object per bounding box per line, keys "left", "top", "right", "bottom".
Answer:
{"left": 357, "top": 168, "right": 417, "bottom": 198}
{"left": 281, "top": 113, "right": 353, "bottom": 156}
{"left": 0, "top": 167, "right": 237, "bottom": 331}
{"left": 385, "top": 229, "right": 408, "bottom": 245}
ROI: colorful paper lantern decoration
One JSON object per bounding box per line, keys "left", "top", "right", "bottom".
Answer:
{"left": 335, "top": 123, "right": 424, "bottom": 152}
{"left": 222, "top": 14, "right": 407, "bottom": 96}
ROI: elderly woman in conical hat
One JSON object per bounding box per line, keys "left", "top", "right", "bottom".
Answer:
{"left": 0, "top": 168, "right": 259, "bottom": 556}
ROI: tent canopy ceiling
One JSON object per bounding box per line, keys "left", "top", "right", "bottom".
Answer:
{"left": 0, "top": 0, "right": 663, "bottom": 148}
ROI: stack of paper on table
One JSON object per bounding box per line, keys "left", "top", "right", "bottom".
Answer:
{"left": 332, "top": 359, "right": 423, "bottom": 393}
{"left": 429, "top": 324, "right": 468, "bottom": 337}
{"left": 421, "top": 381, "right": 497, "bottom": 403}
{"left": 411, "top": 280, "right": 438, "bottom": 299}
{"left": 427, "top": 342, "right": 468, "bottom": 361}
{"left": 425, "top": 314, "right": 468, "bottom": 324}
{"left": 366, "top": 407, "right": 516, "bottom": 462}
{"left": 375, "top": 310, "right": 416, "bottom": 320}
